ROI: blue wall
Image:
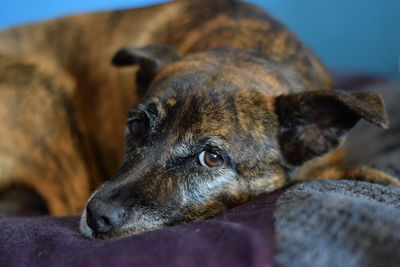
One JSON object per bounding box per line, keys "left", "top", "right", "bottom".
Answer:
{"left": 1, "top": 0, "right": 399, "bottom": 79}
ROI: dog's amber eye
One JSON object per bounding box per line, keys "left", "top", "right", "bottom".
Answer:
{"left": 199, "top": 150, "right": 223, "bottom": 168}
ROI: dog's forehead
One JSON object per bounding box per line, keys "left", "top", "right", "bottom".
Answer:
{"left": 149, "top": 87, "right": 274, "bottom": 125}
{"left": 139, "top": 88, "right": 278, "bottom": 157}
{"left": 148, "top": 47, "right": 293, "bottom": 98}
{"left": 134, "top": 48, "right": 281, "bottom": 155}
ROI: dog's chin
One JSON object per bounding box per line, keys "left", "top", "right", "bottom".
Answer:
{"left": 99, "top": 226, "right": 163, "bottom": 240}
{"left": 79, "top": 210, "right": 165, "bottom": 240}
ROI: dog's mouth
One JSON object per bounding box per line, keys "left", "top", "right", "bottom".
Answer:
{"left": 79, "top": 207, "right": 170, "bottom": 240}
{"left": 81, "top": 223, "right": 163, "bottom": 240}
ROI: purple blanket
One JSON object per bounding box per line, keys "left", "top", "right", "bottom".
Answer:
{"left": 0, "top": 192, "right": 279, "bottom": 267}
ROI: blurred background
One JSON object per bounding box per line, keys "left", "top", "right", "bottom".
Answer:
{"left": 1, "top": 0, "right": 399, "bottom": 79}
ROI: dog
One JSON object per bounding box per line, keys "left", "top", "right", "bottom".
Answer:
{"left": 0, "top": 0, "right": 398, "bottom": 240}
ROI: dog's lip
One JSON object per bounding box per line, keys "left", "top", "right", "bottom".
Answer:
{"left": 80, "top": 225, "right": 95, "bottom": 239}
{"left": 79, "top": 210, "right": 95, "bottom": 239}
{"left": 79, "top": 209, "right": 166, "bottom": 240}
{"left": 87, "top": 227, "right": 157, "bottom": 240}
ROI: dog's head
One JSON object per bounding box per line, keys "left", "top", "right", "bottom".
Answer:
{"left": 80, "top": 45, "right": 388, "bottom": 239}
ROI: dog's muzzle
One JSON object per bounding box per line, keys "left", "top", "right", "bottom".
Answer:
{"left": 84, "top": 198, "right": 127, "bottom": 236}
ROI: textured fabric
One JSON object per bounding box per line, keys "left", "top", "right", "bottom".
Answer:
{"left": 0, "top": 191, "right": 279, "bottom": 267}
{"left": 274, "top": 180, "right": 400, "bottom": 267}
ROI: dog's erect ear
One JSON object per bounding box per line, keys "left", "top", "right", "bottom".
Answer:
{"left": 275, "top": 90, "right": 388, "bottom": 165}
{"left": 112, "top": 44, "right": 181, "bottom": 90}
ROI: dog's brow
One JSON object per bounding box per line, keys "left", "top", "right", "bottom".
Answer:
{"left": 171, "top": 142, "right": 194, "bottom": 158}
{"left": 206, "top": 137, "right": 229, "bottom": 150}
{"left": 171, "top": 136, "right": 228, "bottom": 158}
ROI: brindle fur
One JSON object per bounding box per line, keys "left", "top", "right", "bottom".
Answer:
{"left": 0, "top": 0, "right": 397, "bottom": 239}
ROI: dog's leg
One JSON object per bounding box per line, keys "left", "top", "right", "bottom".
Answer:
{"left": 345, "top": 166, "right": 400, "bottom": 186}
{"left": 299, "top": 165, "right": 400, "bottom": 186}
{"left": 0, "top": 55, "right": 92, "bottom": 215}
{"left": 295, "top": 150, "right": 400, "bottom": 186}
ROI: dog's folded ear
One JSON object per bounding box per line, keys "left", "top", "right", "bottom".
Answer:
{"left": 275, "top": 90, "right": 389, "bottom": 165}
{"left": 112, "top": 44, "right": 181, "bottom": 92}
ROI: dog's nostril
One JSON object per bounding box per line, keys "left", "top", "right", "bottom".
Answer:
{"left": 86, "top": 198, "right": 126, "bottom": 235}
{"left": 99, "top": 215, "right": 110, "bottom": 227}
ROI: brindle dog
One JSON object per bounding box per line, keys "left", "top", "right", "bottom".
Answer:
{"left": 0, "top": 0, "right": 398, "bottom": 240}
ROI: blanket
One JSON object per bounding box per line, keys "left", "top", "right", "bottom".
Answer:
{"left": 0, "top": 192, "right": 278, "bottom": 267}
{"left": 275, "top": 180, "right": 400, "bottom": 267}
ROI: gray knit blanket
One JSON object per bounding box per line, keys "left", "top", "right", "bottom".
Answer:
{"left": 275, "top": 180, "right": 400, "bottom": 267}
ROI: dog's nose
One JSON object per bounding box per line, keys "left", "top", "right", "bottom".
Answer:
{"left": 86, "top": 198, "right": 126, "bottom": 235}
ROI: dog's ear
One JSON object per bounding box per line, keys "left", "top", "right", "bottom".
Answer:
{"left": 112, "top": 44, "right": 181, "bottom": 90}
{"left": 275, "top": 90, "right": 388, "bottom": 165}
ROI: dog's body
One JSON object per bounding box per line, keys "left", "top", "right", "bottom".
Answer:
{"left": 0, "top": 0, "right": 397, "bottom": 239}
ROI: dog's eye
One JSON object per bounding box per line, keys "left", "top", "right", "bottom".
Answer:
{"left": 127, "top": 119, "right": 147, "bottom": 139}
{"left": 199, "top": 150, "right": 223, "bottom": 168}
